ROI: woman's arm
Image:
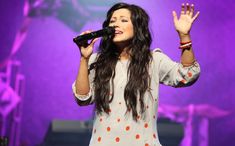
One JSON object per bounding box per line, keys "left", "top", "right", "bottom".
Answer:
{"left": 72, "top": 30, "right": 98, "bottom": 105}
{"left": 75, "top": 57, "right": 90, "bottom": 96}
{"left": 72, "top": 53, "right": 97, "bottom": 106}
{"left": 153, "top": 49, "right": 200, "bottom": 87}
{"left": 172, "top": 3, "right": 200, "bottom": 66}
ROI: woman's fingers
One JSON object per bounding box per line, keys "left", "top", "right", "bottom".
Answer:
{"left": 186, "top": 3, "right": 190, "bottom": 15}
{"left": 172, "top": 11, "right": 178, "bottom": 23}
{"left": 77, "top": 30, "right": 94, "bottom": 48}
{"left": 90, "top": 38, "right": 99, "bottom": 46}
{"left": 192, "top": 11, "right": 200, "bottom": 22}
{"left": 181, "top": 3, "right": 197, "bottom": 18}
{"left": 181, "top": 3, "right": 185, "bottom": 15}
{"left": 79, "top": 30, "right": 92, "bottom": 36}
{"left": 76, "top": 30, "right": 99, "bottom": 58}
{"left": 189, "top": 4, "right": 194, "bottom": 17}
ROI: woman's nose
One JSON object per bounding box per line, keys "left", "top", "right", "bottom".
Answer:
{"left": 113, "top": 25, "right": 119, "bottom": 28}
{"left": 112, "top": 21, "right": 120, "bottom": 28}
{"left": 112, "top": 24, "right": 120, "bottom": 29}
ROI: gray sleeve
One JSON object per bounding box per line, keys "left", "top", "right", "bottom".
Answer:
{"left": 152, "top": 48, "right": 200, "bottom": 87}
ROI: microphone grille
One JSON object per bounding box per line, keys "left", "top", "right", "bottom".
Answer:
{"left": 105, "top": 26, "right": 115, "bottom": 35}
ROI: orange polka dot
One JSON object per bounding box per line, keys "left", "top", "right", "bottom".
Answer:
{"left": 115, "top": 137, "right": 120, "bottom": 142}
{"left": 145, "top": 143, "right": 149, "bottom": 146}
{"left": 153, "top": 133, "right": 156, "bottom": 139}
{"left": 98, "top": 137, "right": 101, "bottom": 142}
{"left": 107, "top": 127, "right": 111, "bottom": 132}
{"left": 144, "top": 123, "right": 148, "bottom": 128}
{"left": 137, "top": 115, "right": 141, "bottom": 120}
{"left": 180, "top": 79, "right": 186, "bottom": 84}
{"left": 188, "top": 72, "right": 192, "bottom": 77}
{"left": 136, "top": 134, "right": 140, "bottom": 139}
{"left": 117, "top": 118, "right": 120, "bottom": 122}
{"left": 100, "top": 118, "right": 102, "bottom": 122}
{"left": 126, "top": 126, "right": 130, "bottom": 131}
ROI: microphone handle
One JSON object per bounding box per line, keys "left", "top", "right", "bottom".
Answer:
{"left": 73, "top": 30, "right": 101, "bottom": 43}
{"left": 73, "top": 27, "right": 114, "bottom": 43}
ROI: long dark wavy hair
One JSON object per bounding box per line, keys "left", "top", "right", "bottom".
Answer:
{"left": 91, "top": 2, "right": 152, "bottom": 121}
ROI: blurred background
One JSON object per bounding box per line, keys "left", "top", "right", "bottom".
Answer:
{"left": 0, "top": 0, "right": 235, "bottom": 146}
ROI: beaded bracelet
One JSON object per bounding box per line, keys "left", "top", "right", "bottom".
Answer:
{"left": 179, "top": 42, "right": 192, "bottom": 49}
{"left": 180, "top": 40, "right": 192, "bottom": 45}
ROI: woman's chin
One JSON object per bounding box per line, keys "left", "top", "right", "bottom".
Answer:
{"left": 113, "top": 38, "right": 132, "bottom": 44}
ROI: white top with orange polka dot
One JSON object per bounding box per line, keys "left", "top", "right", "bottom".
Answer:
{"left": 72, "top": 48, "right": 200, "bottom": 146}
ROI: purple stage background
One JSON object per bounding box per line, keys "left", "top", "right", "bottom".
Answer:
{"left": 1, "top": 0, "right": 235, "bottom": 145}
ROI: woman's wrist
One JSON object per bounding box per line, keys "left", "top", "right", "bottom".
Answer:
{"left": 178, "top": 33, "right": 192, "bottom": 50}
{"left": 80, "top": 56, "right": 89, "bottom": 63}
{"left": 179, "top": 33, "right": 191, "bottom": 42}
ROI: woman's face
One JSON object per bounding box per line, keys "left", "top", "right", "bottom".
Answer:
{"left": 109, "top": 8, "right": 134, "bottom": 45}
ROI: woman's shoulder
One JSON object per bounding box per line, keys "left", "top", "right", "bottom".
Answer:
{"left": 88, "top": 53, "right": 99, "bottom": 66}
{"left": 89, "top": 53, "right": 99, "bottom": 61}
{"left": 152, "top": 48, "right": 162, "bottom": 53}
{"left": 151, "top": 48, "right": 165, "bottom": 59}
{"left": 151, "top": 48, "right": 173, "bottom": 65}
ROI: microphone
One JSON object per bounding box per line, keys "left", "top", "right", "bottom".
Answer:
{"left": 73, "top": 27, "right": 115, "bottom": 44}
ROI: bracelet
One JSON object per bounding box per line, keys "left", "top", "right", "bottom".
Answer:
{"left": 180, "top": 40, "right": 192, "bottom": 45}
{"left": 179, "top": 42, "right": 192, "bottom": 49}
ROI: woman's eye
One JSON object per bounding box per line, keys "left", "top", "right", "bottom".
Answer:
{"left": 122, "top": 19, "right": 128, "bottom": 22}
{"left": 110, "top": 20, "right": 115, "bottom": 23}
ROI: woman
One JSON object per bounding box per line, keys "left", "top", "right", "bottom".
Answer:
{"left": 72, "top": 2, "right": 200, "bottom": 146}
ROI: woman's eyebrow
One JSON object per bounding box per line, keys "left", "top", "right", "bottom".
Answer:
{"left": 111, "top": 16, "right": 129, "bottom": 19}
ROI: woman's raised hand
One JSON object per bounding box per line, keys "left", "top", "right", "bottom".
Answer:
{"left": 172, "top": 3, "right": 200, "bottom": 36}
{"left": 77, "top": 30, "right": 99, "bottom": 59}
